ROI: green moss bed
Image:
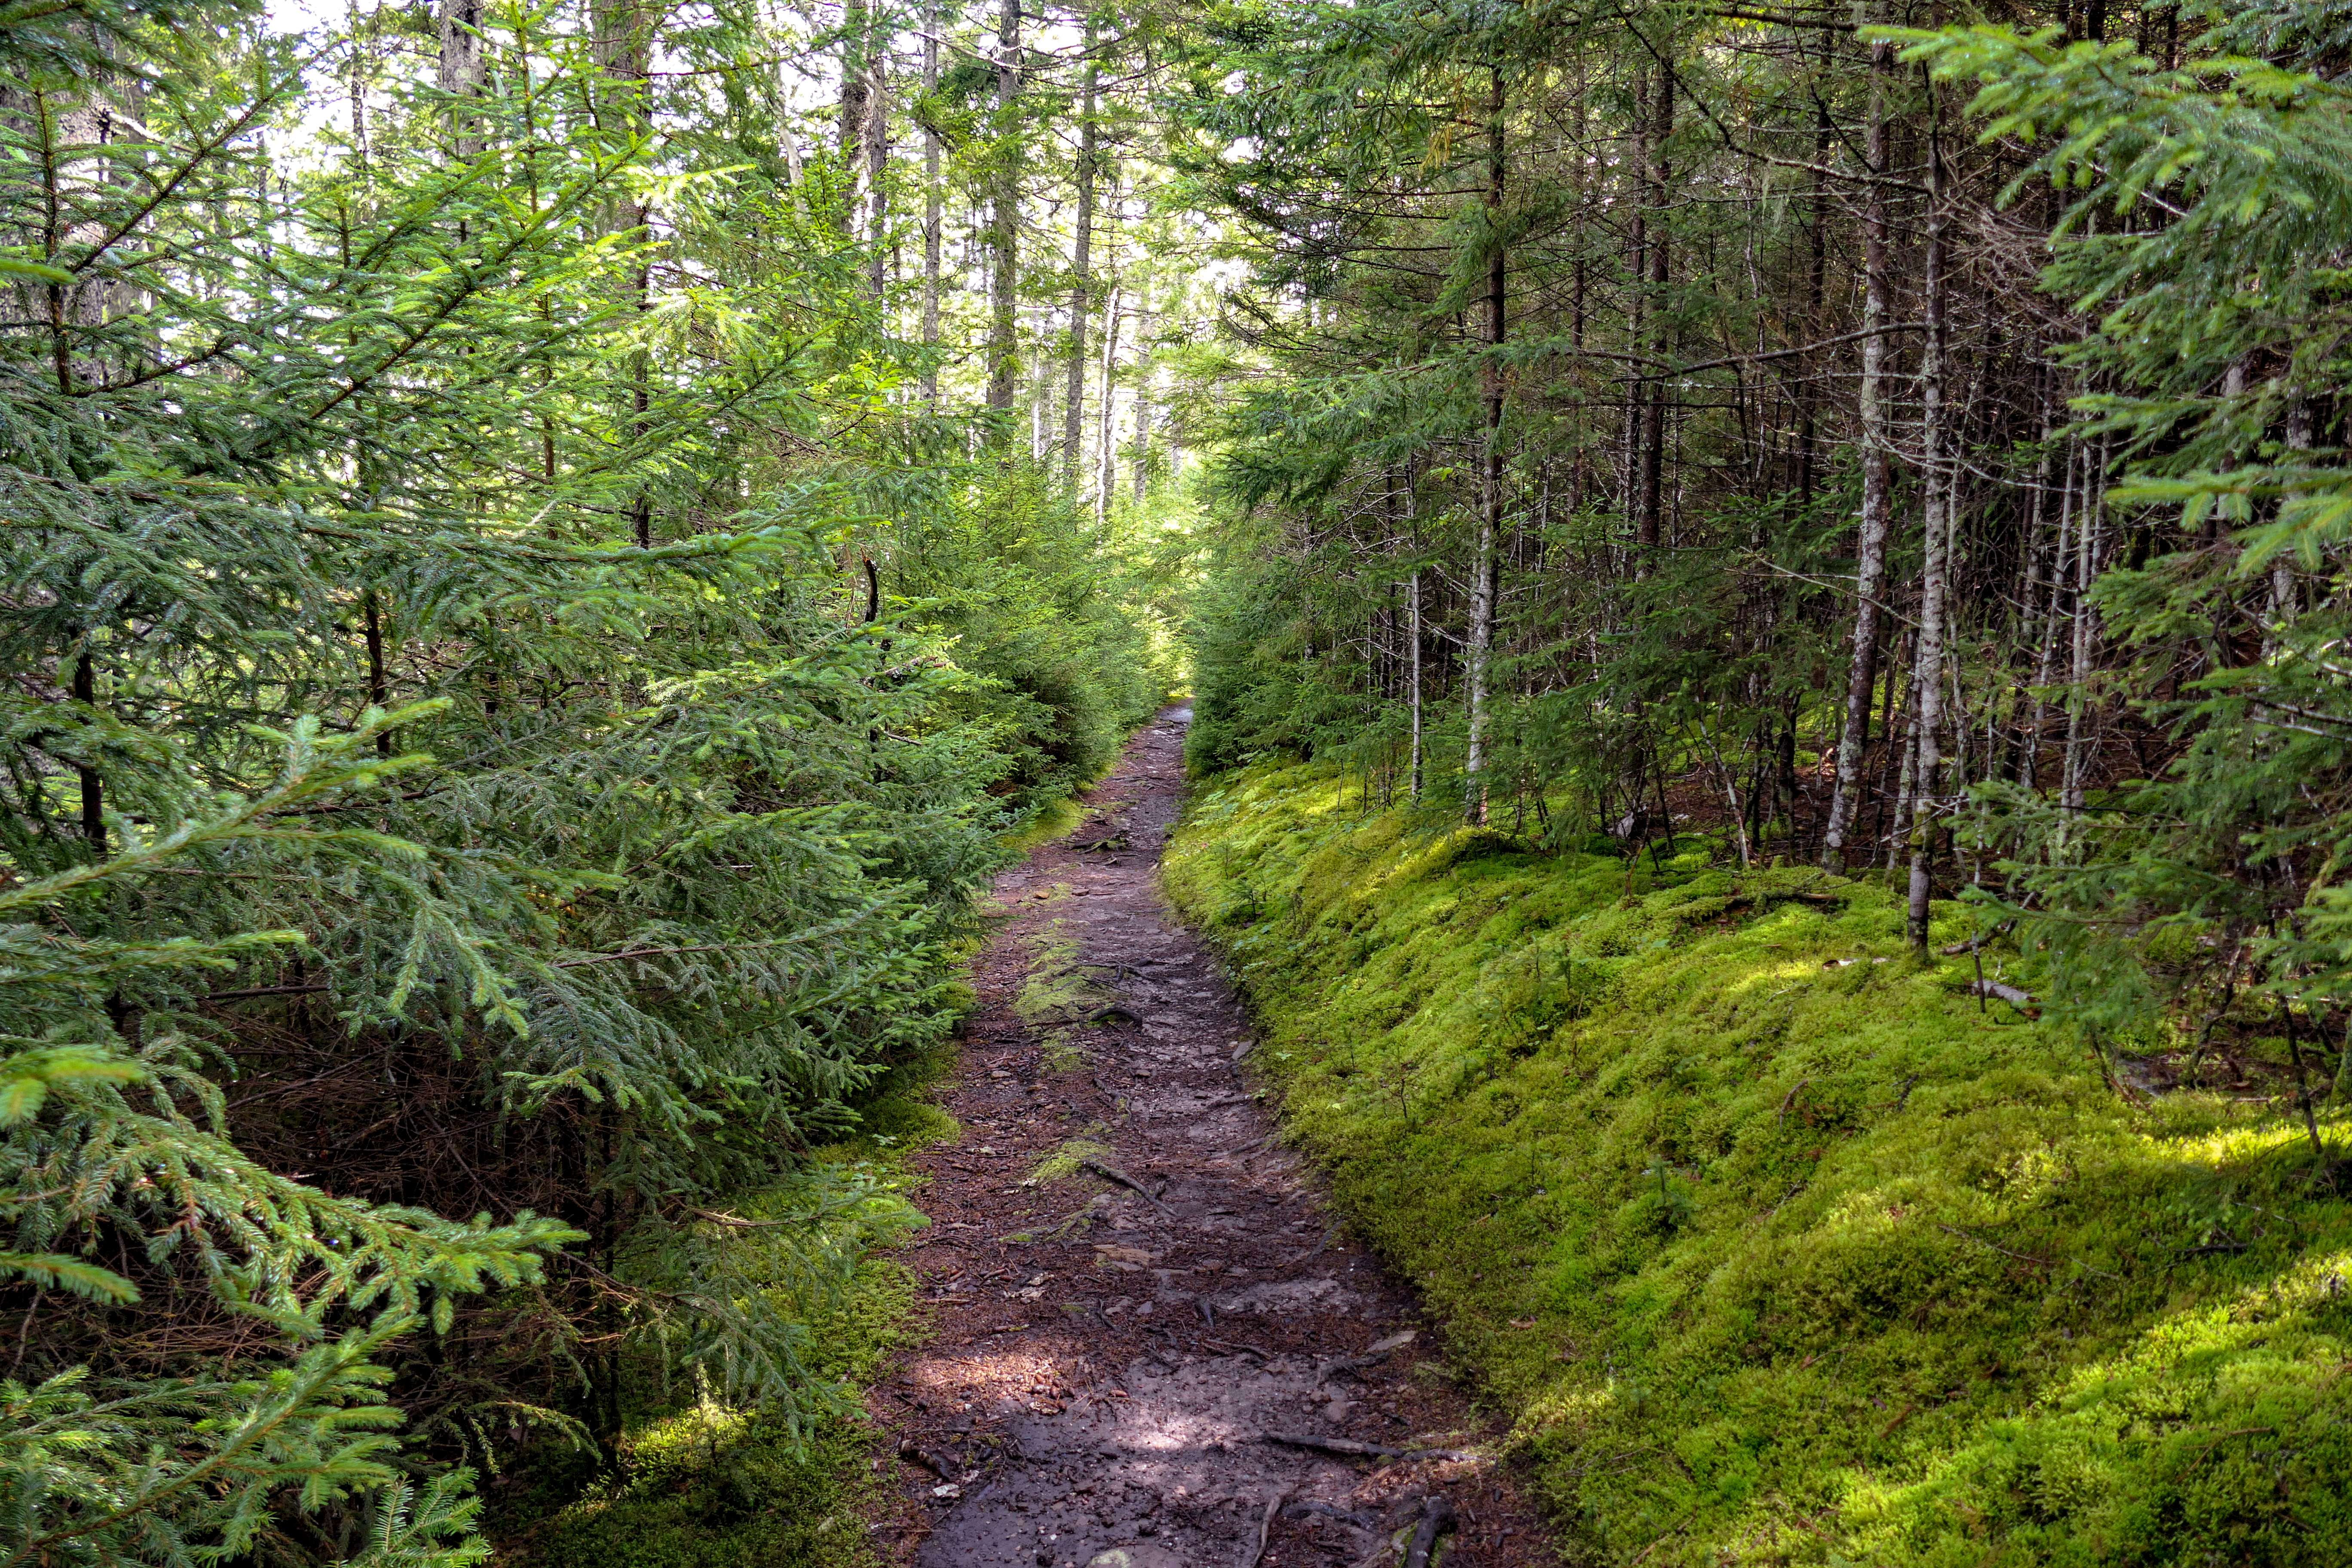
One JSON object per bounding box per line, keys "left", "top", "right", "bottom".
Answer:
{"left": 1164, "top": 763, "right": 2352, "bottom": 1567}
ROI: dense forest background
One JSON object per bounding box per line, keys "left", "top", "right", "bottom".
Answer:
{"left": 10, "top": 0, "right": 2352, "bottom": 1561}
{"left": 1183, "top": 0, "right": 2352, "bottom": 1075}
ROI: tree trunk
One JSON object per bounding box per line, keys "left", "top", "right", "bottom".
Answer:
{"left": 593, "top": 0, "right": 652, "bottom": 545}
{"left": 1063, "top": 18, "right": 1096, "bottom": 484}
{"left": 1096, "top": 264, "right": 1123, "bottom": 521}
{"left": 70, "top": 644, "right": 101, "bottom": 851}
{"left": 920, "top": 0, "right": 940, "bottom": 403}
{"left": 2061, "top": 438, "right": 2105, "bottom": 813}
{"left": 985, "top": 0, "right": 1021, "bottom": 419}
{"left": 435, "top": 0, "right": 484, "bottom": 159}
{"left": 1905, "top": 83, "right": 1951, "bottom": 956}
{"left": 1820, "top": 32, "right": 1893, "bottom": 870}
{"left": 1462, "top": 65, "right": 1507, "bottom": 825}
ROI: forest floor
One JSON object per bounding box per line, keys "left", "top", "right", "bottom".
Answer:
{"left": 864, "top": 710, "right": 1552, "bottom": 1568}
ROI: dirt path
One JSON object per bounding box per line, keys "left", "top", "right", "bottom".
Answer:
{"left": 870, "top": 711, "right": 1550, "bottom": 1568}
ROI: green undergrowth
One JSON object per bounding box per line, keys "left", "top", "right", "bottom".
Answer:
{"left": 499, "top": 1091, "right": 956, "bottom": 1568}
{"left": 1165, "top": 762, "right": 2352, "bottom": 1567}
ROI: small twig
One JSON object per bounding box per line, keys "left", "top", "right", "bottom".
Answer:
{"left": 1778, "top": 1079, "right": 1810, "bottom": 1127}
{"left": 2180, "top": 1426, "right": 2272, "bottom": 1475}
{"left": 1630, "top": 1508, "right": 1697, "bottom": 1565}
{"left": 1201, "top": 1336, "right": 1270, "bottom": 1358}
{"left": 1935, "top": 1222, "right": 2052, "bottom": 1268}
{"left": 1240, "top": 1484, "right": 1293, "bottom": 1568}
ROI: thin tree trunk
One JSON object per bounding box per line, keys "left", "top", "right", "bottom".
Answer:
{"left": 1636, "top": 61, "right": 1671, "bottom": 559}
{"left": 2027, "top": 437, "right": 2075, "bottom": 788}
{"left": 1906, "top": 81, "right": 1951, "bottom": 956}
{"left": 1096, "top": 266, "right": 1123, "bottom": 522}
{"left": 1063, "top": 17, "right": 1096, "bottom": 484}
{"left": 863, "top": 37, "right": 888, "bottom": 298}
{"left": 920, "top": 0, "right": 940, "bottom": 403}
{"left": 2061, "top": 438, "right": 2105, "bottom": 812}
{"left": 70, "top": 645, "right": 101, "bottom": 851}
{"left": 593, "top": 0, "right": 652, "bottom": 545}
{"left": 1821, "top": 31, "right": 1894, "bottom": 870}
{"left": 1409, "top": 466, "right": 1424, "bottom": 803}
{"left": 1132, "top": 328, "right": 1153, "bottom": 502}
{"left": 1463, "top": 65, "right": 1507, "bottom": 825}
{"left": 985, "top": 0, "right": 1021, "bottom": 419}
{"left": 837, "top": 0, "right": 888, "bottom": 299}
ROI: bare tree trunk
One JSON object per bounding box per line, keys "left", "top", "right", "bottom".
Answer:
{"left": 1063, "top": 17, "right": 1096, "bottom": 484}
{"left": 1906, "top": 83, "right": 1951, "bottom": 956}
{"left": 920, "top": 1, "right": 940, "bottom": 403}
{"left": 864, "top": 45, "right": 888, "bottom": 299}
{"left": 839, "top": 0, "right": 868, "bottom": 162}
{"left": 1635, "top": 61, "right": 1670, "bottom": 560}
{"left": 2266, "top": 399, "right": 2311, "bottom": 655}
{"left": 593, "top": 0, "right": 652, "bottom": 545}
{"left": 838, "top": 0, "right": 886, "bottom": 297}
{"left": 435, "top": 0, "right": 484, "bottom": 157}
{"left": 1820, "top": 32, "right": 1893, "bottom": 870}
{"left": 2027, "top": 437, "right": 2075, "bottom": 788}
{"left": 1132, "top": 314, "right": 1153, "bottom": 502}
{"left": 1629, "top": 61, "right": 1669, "bottom": 569}
{"left": 70, "top": 644, "right": 102, "bottom": 851}
{"left": 1096, "top": 269, "right": 1123, "bottom": 522}
{"left": 2061, "top": 438, "right": 2106, "bottom": 813}
{"left": 985, "top": 0, "right": 1021, "bottom": 419}
{"left": 1462, "top": 65, "right": 1507, "bottom": 825}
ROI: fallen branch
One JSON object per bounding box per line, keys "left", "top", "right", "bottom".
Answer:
{"left": 1084, "top": 1158, "right": 1174, "bottom": 1217}
{"left": 1778, "top": 1079, "right": 1810, "bottom": 1127}
{"left": 1316, "top": 1329, "right": 1418, "bottom": 1384}
{"left": 1402, "top": 1495, "right": 1456, "bottom": 1568}
{"left": 1968, "top": 979, "right": 2040, "bottom": 1017}
{"left": 1284, "top": 1499, "right": 1381, "bottom": 1531}
{"left": 1201, "top": 1336, "right": 1270, "bottom": 1358}
{"left": 1260, "top": 1432, "right": 1482, "bottom": 1463}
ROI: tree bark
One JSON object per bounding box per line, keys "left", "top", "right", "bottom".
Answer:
{"left": 1063, "top": 16, "right": 1097, "bottom": 484}
{"left": 593, "top": 0, "right": 652, "bottom": 544}
{"left": 1905, "top": 83, "right": 1950, "bottom": 956}
{"left": 1820, "top": 32, "right": 1893, "bottom": 870}
{"left": 70, "top": 644, "right": 101, "bottom": 851}
{"left": 435, "top": 0, "right": 484, "bottom": 159}
{"left": 985, "top": 0, "right": 1021, "bottom": 420}
{"left": 920, "top": 0, "right": 940, "bottom": 403}
{"left": 2061, "top": 436, "right": 2106, "bottom": 813}
{"left": 1463, "top": 65, "right": 1507, "bottom": 825}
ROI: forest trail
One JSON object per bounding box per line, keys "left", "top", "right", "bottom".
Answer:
{"left": 870, "top": 712, "right": 1549, "bottom": 1568}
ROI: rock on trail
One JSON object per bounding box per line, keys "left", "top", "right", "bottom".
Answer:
{"left": 869, "top": 710, "right": 1548, "bottom": 1568}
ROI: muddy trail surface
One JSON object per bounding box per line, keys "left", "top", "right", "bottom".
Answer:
{"left": 871, "top": 711, "right": 1550, "bottom": 1568}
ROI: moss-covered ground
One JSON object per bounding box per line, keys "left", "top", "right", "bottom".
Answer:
{"left": 1164, "top": 762, "right": 2352, "bottom": 1567}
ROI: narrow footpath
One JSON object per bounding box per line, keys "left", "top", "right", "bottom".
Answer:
{"left": 870, "top": 710, "right": 1549, "bottom": 1568}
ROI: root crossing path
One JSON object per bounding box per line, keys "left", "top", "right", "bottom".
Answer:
{"left": 874, "top": 710, "right": 1549, "bottom": 1568}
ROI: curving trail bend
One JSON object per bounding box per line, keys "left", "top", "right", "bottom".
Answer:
{"left": 870, "top": 710, "right": 1550, "bottom": 1568}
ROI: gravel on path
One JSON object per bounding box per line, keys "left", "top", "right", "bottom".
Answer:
{"left": 867, "top": 710, "right": 1552, "bottom": 1568}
